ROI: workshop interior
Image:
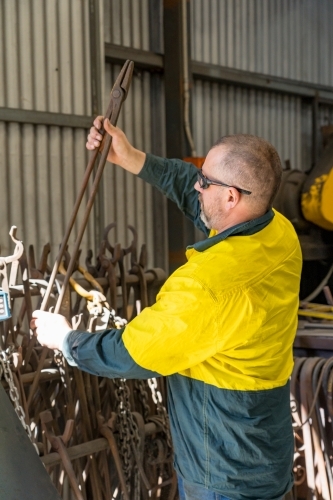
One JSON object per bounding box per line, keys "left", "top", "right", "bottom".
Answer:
{"left": 1, "top": 1, "right": 333, "bottom": 499}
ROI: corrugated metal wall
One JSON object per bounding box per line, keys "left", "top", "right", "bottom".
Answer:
{"left": 0, "top": 0, "right": 94, "bottom": 263}
{"left": 319, "top": 105, "right": 333, "bottom": 130}
{"left": 104, "top": 0, "right": 150, "bottom": 49}
{"left": 191, "top": 0, "right": 333, "bottom": 86}
{"left": 190, "top": 0, "right": 333, "bottom": 177}
{"left": 0, "top": 123, "right": 94, "bottom": 260}
{"left": 0, "top": 0, "right": 91, "bottom": 113}
{"left": 103, "top": 0, "right": 167, "bottom": 269}
{"left": 192, "top": 82, "right": 304, "bottom": 170}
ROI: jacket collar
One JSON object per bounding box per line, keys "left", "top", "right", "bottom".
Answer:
{"left": 188, "top": 209, "right": 275, "bottom": 252}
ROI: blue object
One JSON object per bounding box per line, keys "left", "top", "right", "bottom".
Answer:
{"left": 0, "top": 290, "right": 11, "bottom": 322}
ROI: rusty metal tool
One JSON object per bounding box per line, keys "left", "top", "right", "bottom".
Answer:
{"left": 97, "top": 412, "right": 130, "bottom": 500}
{"left": 312, "top": 358, "right": 333, "bottom": 498}
{"left": 46, "top": 59, "right": 134, "bottom": 314}
{"left": 98, "top": 236, "right": 122, "bottom": 310}
{"left": 129, "top": 237, "right": 149, "bottom": 315}
{"left": 41, "top": 411, "right": 84, "bottom": 500}
{"left": 116, "top": 225, "right": 137, "bottom": 320}
{"left": 27, "top": 60, "right": 134, "bottom": 408}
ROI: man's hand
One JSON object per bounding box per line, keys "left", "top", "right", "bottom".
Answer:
{"left": 30, "top": 310, "right": 72, "bottom": 351}
{"left": 86, "top": 116, "right": 146, "bottom": 174}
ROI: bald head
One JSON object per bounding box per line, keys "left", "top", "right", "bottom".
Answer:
{"left": 211, "top": 135, "right": 282, "bottom": 214}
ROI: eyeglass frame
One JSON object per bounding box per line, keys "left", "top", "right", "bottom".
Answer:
{"left": 197, "top": 169, "right": 252, "bottom": 195}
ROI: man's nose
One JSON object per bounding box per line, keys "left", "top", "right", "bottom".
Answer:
{"left": 194, "top": 180, "right": 203, "bottom": 192}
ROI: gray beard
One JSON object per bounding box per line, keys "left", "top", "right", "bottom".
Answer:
{"left": 200, "top": 209, "right": 211, "bottom": 229}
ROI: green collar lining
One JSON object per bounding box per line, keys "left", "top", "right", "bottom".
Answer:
{"left": 188, "top": 209, "right": 275, "bottom": 252}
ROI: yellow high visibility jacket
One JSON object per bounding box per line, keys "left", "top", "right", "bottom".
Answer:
{"left": 124, "top": 208, "right": 301, "bottom": 391}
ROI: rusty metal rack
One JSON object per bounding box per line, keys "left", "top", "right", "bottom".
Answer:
{"left": 2, "top": 229, "right": 333, "bottom": 500}
{"left": 0, "top": 224, "right": 176, "bottom": 500}
{"left": 290, "top": 293, "right": 333, "bottom": 499}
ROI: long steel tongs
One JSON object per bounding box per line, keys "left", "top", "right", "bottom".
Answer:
{"left": 41, "top": 59, "right": 134, "bottom": 314}
{"left": 26, "top": 60, "right": 134, "bottom": 406}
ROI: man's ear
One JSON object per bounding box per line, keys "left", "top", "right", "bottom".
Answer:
{"left": 225, "top": 188, "right": 240, "bottom": 209}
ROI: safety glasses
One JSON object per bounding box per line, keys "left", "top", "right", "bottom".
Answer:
{"left": 197, "top": 169, "right": 252, "bottom": 195}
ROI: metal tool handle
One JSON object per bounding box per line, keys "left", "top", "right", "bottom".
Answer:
{"left": 40, "top": 60, "right": 134, "bottom": 313}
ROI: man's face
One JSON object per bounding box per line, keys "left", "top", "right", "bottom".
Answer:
{"left": 197, "top": 187, "right": 222, "bottom": 229}
{"left": 194, "top": 146, "right": 229, "bottom": 230}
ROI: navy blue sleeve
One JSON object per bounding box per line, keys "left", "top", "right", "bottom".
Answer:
{"left": 138, "top": 154, "right": 209, "bottom": 236}
{"left": 62, "top": 328, "right": 161, "bottom": 379}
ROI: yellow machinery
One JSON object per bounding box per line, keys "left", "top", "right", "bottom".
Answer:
{"left": 274, "top": 137, "right": 333, "bottom": 262}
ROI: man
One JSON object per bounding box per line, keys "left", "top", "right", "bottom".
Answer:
{"left": 32, "top": 118, "right": 302, "bottom": 500}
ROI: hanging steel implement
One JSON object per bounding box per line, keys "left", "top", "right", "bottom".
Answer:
{"left": 27, "top": 60, "right": 134, "bottom": 408}
{"left": 43, "top": 59, "right": 134, "bottom": 314}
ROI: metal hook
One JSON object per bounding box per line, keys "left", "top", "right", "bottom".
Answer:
{"left": 0, "top": 226, "right": 24, "bottom": 264}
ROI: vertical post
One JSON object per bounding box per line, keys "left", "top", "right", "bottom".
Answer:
{"left": 89, "top": 0, "right": 104, "bottom": 253}
{"left": 163, "top": 0, "right": 195, "bottom": 273}
{"left": 149, "top": 0, "right": 169, "bottom": 272}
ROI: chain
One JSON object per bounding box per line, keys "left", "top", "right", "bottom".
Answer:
{"left": 109, "top": 309, "right": 127, "bottom": 329}
{"left": 148, "top": 378, "right": 172, "bottom": 448}
{"left": 109, "top": 312, "right": 141, "bottom": 498}
{"left": 54, "top": 350, "right": 67, "bottom": 385}
{"left": 135, "top": 379, "right": 151, "bottom": 422}
{"left": 113, "top": 378, "right": 141, "bottom": 499}
{"left": 110, "top": 310, "right": 172, "bottom": 496}
{"left": 0, "top": 347, "right": 39, "bottom": 454}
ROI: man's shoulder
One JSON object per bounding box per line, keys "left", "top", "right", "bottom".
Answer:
{"left": 183, "top": 214, "right": 302, "bottom": 296}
